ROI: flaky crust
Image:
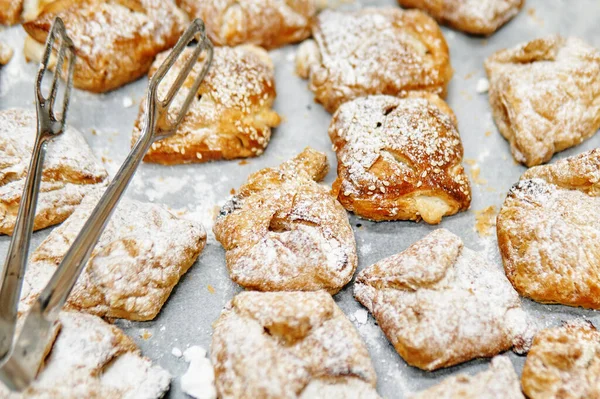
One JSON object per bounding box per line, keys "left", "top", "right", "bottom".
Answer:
{"left": 0, "top": 108, "right": 107, "bottom": 235}
{"left": 213, "top": 148, "right": 357, "bottom": 294}
{"left": 0, "top": 0, "right": 23, "bottom": 25}
{"left": 397, "top": 0, "right": 524, "bottom": 35}
{"left": 354, "top": 229, "right": 535, "bottom": 371}
{"left": 211, "top": 291, "right": 378, "bottom": 399}
{"left": 19, "top": 189, "right": 207, "bottom": 321}
{"left": 133, "top": 45, "right": 281, "bottom": 165}
{"left": 176, "top": 0, "right": 316, "bottom": 49}
{"left": 329, "top": 94, "right": 471, "bottom": 224}
{"left": 497, "top": 149, "right": 600, "bottom": 309}
{"left": 23, "top": 0, "right": 187, "bottom": 93}
{"left": 0, "top": 312, "right": 171, "bottom": 399}
{"left": 485, "top": 35, "right": 600, "bottom": 166}
{"left": 409, "top": 356, "right": 524, "bottom": 399}
{"left": 296, "top": 8, "right": 453, "bottom": 113}
{"left": 522, "top": 320, "right": 600, "bottom": 399}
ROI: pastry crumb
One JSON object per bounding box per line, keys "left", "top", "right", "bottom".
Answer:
{"left": 485, "top": 131, "right": 492, "bottom": 137}
{"left": 476, "top": 78, "right": 490, "bottom": 94}
{"left": 207, "top": 285, "right": 215, "bottom": 294}
{"left": 238, "top": 160, "right": 249, "bottom": 165}
{"left": 141, "top": 330, "right": 153, "bottom": 340}
{"left": 181, "top": 346, "right": 217, "bottom": 399}
{"left": 172, "top": 347, "right": 183, "bottom": 358}
{"left": 122, "top": 96, "right": 134, "bottom": 108}
{"left": 475, "top": 206, "right": 497, "bottom": 237}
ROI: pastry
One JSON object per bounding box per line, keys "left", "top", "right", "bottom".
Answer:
{"left": 497, "top": 149, "right": 600, "bottom": 309}
{"left": 0, "top": 0, "right": 22, "bottom": 25}
{"left": 19, "top": 189, "right": 207, "bottom": 321}
{"left": 176, "top": 0, "right": 316, "bottom": 49}
{"left": 521, "top": 320, "right": 600, "bottom": 399}
{"left": 485, "top": 35, "right": 600, "bottom": 166}
{"left": 296, "top": 8, "right": 453, "bottom": 113}
{"left": 0, "top": 42, "right": 13, "bottom": 65}
{"left": 213, "top": 148, "right": 357, "bottom": 294}
{"left": 0, "top": 311, "right": 171, "bottom": 398}
{"left": 23, "top": 0, "right": 187, "bottom": 93}
{"left": 397, "top": 0, "right": 524, "bottom": 35}
{"left": 22, "top": 0, "right": 55, "bottom": 21}
{"left": 0, "top": 108, "right": 107, "bottom": 235}
{"left": 409, "top": 356, "right": 524, "bottom": 399}
{"left": 354, "top": 229, "right": 535, "bottom": 371}
{"left": 211, "top": 291, "right": 379, "bottom": 399}
{"left": 133, "top": 45, "right": 281, "bottom": 165}
{"left": 329, "top": 94, "right": 471, "bottom": 224}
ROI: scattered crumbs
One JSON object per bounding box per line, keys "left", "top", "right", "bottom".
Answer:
{"left": 485, "top": 186, "right": 497, "bottom": 193}
{"left": 238, "top": 160, "right": 249, "bottom": 165}
{"left": 172, "top": 347, "right": 183, "bottom": 358}
{"left": 181, "top": 346, "right": 217, "bottom": 399}
{"left": 91, "top": 129, "right": 98, "bottom": 136}
{"left": 464, "top": 159, "right": 487, "bottom": 185}
{"left": 230, "top": 188, "right": 236, "bottom": 195}
{"left": 527, "top": 8, "right": 544, "bottom": 26}
{"left": 485, "top": 131, "right": 492, "bottom": 137}
{"left": 207, "top": 285, "right": 215, "bottom": 294}
{"left": 464, "top": 158, "right": 477, "bottom": 167}
{"left": 141, "top": 330, "right": 152, "bottom": 340}
{"left": 476, "top": 78, "right": 490, "bottom": 94}
{"left": 475, "top": 206, "right": 497, "bottom": 237}
{"left": 101, "top": 156, "right": 111, "bottom": 163}
{"left": 354, "top": 309, "right": 368, "bottom": 325}
{"left": 464, "top": 71, "right": 475, "bottom": 80}
{"left": 459, "top": 90, "right": 473, "bottom": 101}
{"left": 122, "top": 96, "right": 134, "bottom": 108}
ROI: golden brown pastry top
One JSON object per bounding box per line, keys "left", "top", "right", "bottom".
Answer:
{"left": 354, "top": 229, "right": 535, "bottom": 371}
{"left": 23, "top": 0, "right": 187, "bottom": 92}
{"left": 296, "top": 7, "right": 453, "bottom": 113}
{"left": 20, "top": 189, "right": 207, "bottom": 321}
{"left": 134, "top": 45, "right": 281, "bottom": 165}
{"left": 497, "top": 149, "right": 600, "bottom": 309}
{"left": 176, "top": 0, "right": 316, "bottom": 49}
{"left": 485, "top": 35, "right": 600, "bottom": 166}
{"left": 0, "top": 312, "right": 170, "bottom": 398}
{"left": 213, "top": 148, "right": 357, "bottom": 294}
{"left": 211, "top": 291, "right": 378, "bottom": 399}
{"left": 0, "top": 0, "right": 23, "bottom": 25}
{"left": 329, "top": 94, "right": 471, "bottom": 224}
{"left": 522, "top": 320, "right": 600, "bottom": 399}
{"left": 409, "top": 356, "right": 524, "bottom": 399}
{"left": 397, "top": 0, "right": 524, "bottom": 35}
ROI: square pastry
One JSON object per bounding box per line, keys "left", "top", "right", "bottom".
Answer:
{"left": 23, "top": 0, "right": 187, "bottom": 92}
{"left": 0, "top": 108, "right": 107, "bottom": 235}
{"left": 133, "top": 45, "right": 281, "bottom": 165}
{"left": 19, "top": 189, "right": 207, "bottom": 321}
{"left": 354, "top": 229, "right": 535, "bottom": 371}
{"left": 329, "top": 94, "right": 471, "bottom": 224}
{"left": 0, "top": 311, "right": 171, "bottom": 398}
{"left": 211, "top": 291, "right": 379, "bottom": 399}
{"left": 485, "top": 35, "right": 600, "bottom": 166}
{"left": 397, "top": 0, "right": 524, "bottom": 35}
{"left": 497, "top": 149, "right": 600, "bottom": 309}
{"left": 176, "top": 0, "right": 316, "bottom": 49}
{"left": 296, "top": 8, "right": 453, "bottom": 113}
{"left": 213, "top": 148, "right": 357, "bottom": 294}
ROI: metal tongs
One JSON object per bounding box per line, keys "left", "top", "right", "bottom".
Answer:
{"left": 0, "top": 17, "right": 213, "bottom": 391}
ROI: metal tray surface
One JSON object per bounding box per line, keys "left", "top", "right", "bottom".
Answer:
{"left": 1, "top": 0, "right": 600, "bottom": 397}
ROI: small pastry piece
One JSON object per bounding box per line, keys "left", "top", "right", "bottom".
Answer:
{"left": 0, "top": 311, "right": 171, "bottom": 398}
{"left": 0, "top": 42, "right": 14, "bottom": 65}
{"left": 19, "top": 189, "right": 207, "bottom": 321}
{"left": 23, "top": 0, "right": 187, "bottom": 93}
{"left": 133, "top": 45, "right": 281, "bottom": 165}
{"left": 176, "top": 0, "right": 316, "bottom": 49}
{"left": 22, "top": 0, "right": 55, "bottom": 21}
{"left": 497, "top": 149, "right": 600, "bottom": 309}
{"left": 213, "top": 148, "right": 357, "bottom": 294}
{"left": 211, "top": 291, "right": 379, "bottom": 399}
{"left": 329, "top": 94, "right": 471, "bottom": 224}
{"left": 522, "top": 320, "right": 600, "bottom": 399}
{"left": 485, "top": 35, "right": 600, "bottom": 166}
{"left": 397, "top": 0, "right": 524, "bottom": 36}
{"left": 0, "top": 0, "right": 22, "bottom": 25}
{"left": 296, "top": 8, "right": 453, "bottom": 113}
{"left": 409, "top": 356, "right": 524, "bottom": 399}
{"left": 354, "top": 229, "right": 535, "bottom": 371}
{"left": 0, "top": 108, "right": 107, "bottom": 235}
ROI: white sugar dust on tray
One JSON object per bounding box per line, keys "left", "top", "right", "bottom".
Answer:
{"left": 180, "top": 346, "right": 217, "bottom": 399}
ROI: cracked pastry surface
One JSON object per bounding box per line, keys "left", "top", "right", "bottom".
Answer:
{"left": 522, "top": 320, "right": 600, "bottom": 399}
{"left": 176, "top": 0, "right": 316, "bottom": 49}
{"left": 296, "top": 7, "right": 453, "bottom": 113}
{"left": 397, "top": 0, "right": 524, "bottom": 35}
{"left": 213, "top": 148, "right": 357, "bottom": 294}
{"left": 23, "top": 0, "right": 187, "bottom": 93}
{"left": 329, "top": 94, "right": 471, "bottom": 224}
{"left": 0, "top": 108, "right": 107, "bottom": 236}
{"left": 0, "top": 0, "right": 23, "bottom": 25}
{"left": 19, "top": 189, "right": 207, "bottom": 321}
{"left": 409, "top": 356, "right": 524, "bottom": 399}
{"left": 0, "top": 311, "right": 171, "bottom": 399}
{"left": 354, "top": 229, "right": 535, "bottom": 371}
{"left": 211, "top": 291, "right": 379, "bottom": 399}
{"left": 133, "top": 45, "right": 281, "bottom": 165}
{"left": 497, "top": 149, "right": 600, "bottom": 309}
{"left": 485, "top": 35, "right": 600, "bottom": 166}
